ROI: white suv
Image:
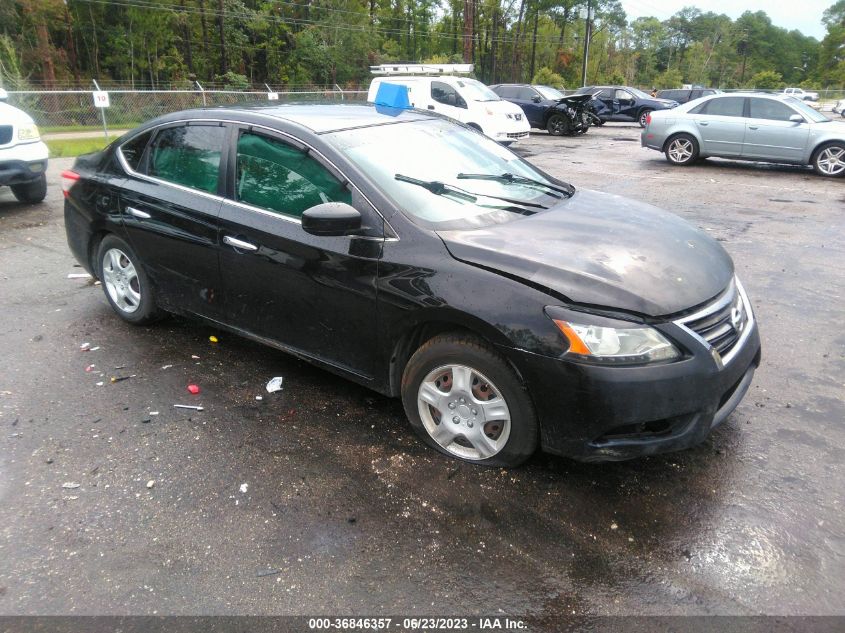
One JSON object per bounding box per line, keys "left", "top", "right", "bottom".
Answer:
{"left": 783, "top": 87, "right": 819, "bottom": 102}
{"left": 0, "top": 89, "right": 49, "bottom": 203}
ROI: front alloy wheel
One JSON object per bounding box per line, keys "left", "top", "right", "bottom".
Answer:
{"left": 546, "top": 114, "right": 569, "bottom": 136}
{"left": 665, "top": 134, "right": 699, "bottom": 166}
{"left": 813, "top": 143, "right": 845, "bottom": 177}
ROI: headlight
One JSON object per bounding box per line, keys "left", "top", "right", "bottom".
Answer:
{"left": 552, "top": 319, "right": 680, "bottom": 364}
{"left": 18, "top": 124, "right": 40, "bottom": 141}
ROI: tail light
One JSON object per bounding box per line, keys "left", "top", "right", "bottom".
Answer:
{"left": 61, "top": 170, "right": 80, "bottom": 198}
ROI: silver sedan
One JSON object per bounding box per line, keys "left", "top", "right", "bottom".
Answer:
{"left": 641, "top": 92, "right": 845, "bottom": 177}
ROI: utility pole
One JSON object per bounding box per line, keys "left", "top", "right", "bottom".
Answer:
{"left": 580, "top": 0, "right": 593, "bottom": 87}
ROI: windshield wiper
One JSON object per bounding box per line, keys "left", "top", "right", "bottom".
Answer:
{"left": 457, "top": 172, "right": 573, "bottom": 197}
{"left": 394, "top": 173, "right": 548, "bottom": 210}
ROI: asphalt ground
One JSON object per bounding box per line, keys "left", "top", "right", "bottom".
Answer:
{"left": 0, "top": 123, "right": 843, "bottom": 626}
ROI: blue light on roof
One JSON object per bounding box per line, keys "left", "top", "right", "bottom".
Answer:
{"left": 373, "top": 82, "right": 411, "bottom": 110}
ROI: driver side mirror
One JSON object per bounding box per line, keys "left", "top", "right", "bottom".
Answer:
{"left": 789, "top": 114, "right": 805, "bottom": 123}
{"left": 301, "top": 202, "right": 362, "bottom": 237}
{"left": 532, "top": 95, "right": 542, "bottom": 103}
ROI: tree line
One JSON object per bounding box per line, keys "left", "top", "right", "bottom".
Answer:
{"left": 1, "top": 0, "right": 843, "bottom": 91}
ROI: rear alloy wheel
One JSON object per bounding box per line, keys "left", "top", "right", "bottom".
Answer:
{"left": 401, "top": 334, "right": 538, "bottom": 467}
{"left": 11, "top": 173, "right": 47, "bottom": 204}
{"left": 97, "top": 234, "right": 161, "bottom": 324}
{"left": 812, "top": 143, "right": 845, "bottom": 177}
{"left": 546, "top": 114, "right": 569, "bottom": 136}
{"left": 664, "top": 134, "right": 699, "bottom": 166}
{"left": 638, "top": 109, "right": 653, "bottom": 128}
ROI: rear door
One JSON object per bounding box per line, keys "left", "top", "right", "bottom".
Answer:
{"left": 691, "top": 96, "right": 747, "bottom": 157}
{"left": 118, "top": 122, "right": 227, "bottom": 317}
{"left": 216, "top": 126, "right": 383, "bottom": 378}
{"left": 742, "top": 97, "right": 810, "bottom": 162}
{"left": 429, "top": 81, "right": 468, "bottom": 123}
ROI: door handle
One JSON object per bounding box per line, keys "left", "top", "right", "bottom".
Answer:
{"left": 127, "top": 206, "right": 151, "bottom": 219}
{"left": 427, "top": 105, "right": 435, "bottom": 110}
{"left": 699, "top": 121, "right": 709, "bottom": 126}
{"left": 748, "top": 125, "right": 758, "bottom": 130}
{"left": 223, "top": 235, "right": 258, "bottom": 252}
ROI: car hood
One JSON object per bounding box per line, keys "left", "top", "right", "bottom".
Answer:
{"left": 654, "top": 98, "right": 679, "bottom": 107}
{"left": 0, "top": 101, "right": 34, "bottom": 124}
{"left": 481, "top": 99, "right": 524, "bottom": 115}
{"left": 437, "top": 189, "right": 734, "bottom": 317}
{"left": 552, "top": 94, "right": 593, "bottom": 106}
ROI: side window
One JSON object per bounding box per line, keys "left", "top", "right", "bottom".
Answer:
{"left": 689, "top": 101, "right": 708, "bottom": 114}
{"left": 517, "top": 87, "right": 537, "bottom": 100}
{"left": 495, "top": 86, "right": 515, "bottom": 99}
{"left": 597, "top": 89, "right": 614, "bottom": 99}
{"left": 749, "top": 98, "right": 796, "bottom": 122}
{"left": 148, "top": 125, "right": 226, "bottom": 194}
{"left": 431, "top": 81, "right": 460, "bottom": 107}
{"left": 615, "top": 89, "right": 633, "bottom": 101}
{"left": 120, "top": 130, "right": 153, "bottom": 172}
{"left": 235, "top": 131, "right": 351, "bottom": 219}
{"left": 703, "top": 97, "right": 745, "bottom": 117}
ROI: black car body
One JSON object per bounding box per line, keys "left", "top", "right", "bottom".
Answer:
{"left": 576, "top": 85, "right": 679, "bottom": 127}
{"left": 656, "top": 88, "right": 721, "bottom": 104}
{"left": 63, "top": 104, "right": 760, "bottom": 465}
{"left": 489, "top": 84, "right": 593, "bottom": 136}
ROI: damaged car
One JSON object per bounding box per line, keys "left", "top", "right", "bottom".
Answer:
{"left": 489, "top": 84, "right": 593, "bottom": 135}
{"left": 63, "top": 103, "right": 761, "bottom": 467}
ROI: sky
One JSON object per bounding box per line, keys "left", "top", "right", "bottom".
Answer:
{"left": 619, "top": 0, "right": 831, "bottom": 39}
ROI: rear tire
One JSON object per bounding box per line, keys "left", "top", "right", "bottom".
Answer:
{"left": 11, "top": 173, "right": 47, "bottom": 204}
{"left": 401, "top": 333, "right": 538, "bottom": 467}
{"left": 812, "top": 142, "right": 845, "bottom": 177}
{"left": 664, "top": 133, "right": 699, "bottom": 166}
{"left": 96, "top": 234, "right": 161, "bottom": 324}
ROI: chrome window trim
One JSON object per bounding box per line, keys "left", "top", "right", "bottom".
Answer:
{"left": 673, "top": 276, "right": 755, "bottom": 368}
{"left": 116, "top": 116, "right": 398, "bottom": 240}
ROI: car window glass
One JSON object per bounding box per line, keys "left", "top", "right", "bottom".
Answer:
{"left": 431, "top": 81, "right": 460, "bottom": 107}
{"left": 598, "top": 89, "right": 614, "bottom": 99}
{"left": 702, "top": 97, "right": 745, "bottom": 117}
{"left": 615, "top": 89, "right": 633, "bottom": 101}
{"left": 235, "top": 131, "right": 351, "bottom": 219}
{"left": 749, "top": 98, "right": 796, "bottom": 121}
{"left": 121, "top": 131, "right": 153, "bottom": 172}
{"left": 493, "top": 86, "right": 511, "bottom": 98}
{"left": 517, "top": 87, "right": 537, "bottom": 100}
{"left": 148, "top": 125, "right": 225, "bottom": 194}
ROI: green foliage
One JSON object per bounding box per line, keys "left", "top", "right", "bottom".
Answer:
{"left": 215, "top": 72, "right": 250, "bottom": 90}
{"left": 531, "top": 67, "right": 565, "bottom": 89}
{"left": 746, "top": 70, "right": 785, "bottom": 89}
{"left": 654, "top": 68, "right": 684, "bottom": 89}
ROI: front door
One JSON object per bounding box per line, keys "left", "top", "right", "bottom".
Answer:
{"left": 217, "top": 127, "right": 383, "bottom": 379}
{"left": 742, "top": 97, "right": 811, "bottom": 162}
{"left": 118, "top": 122, "right": 227, "bottom": 317}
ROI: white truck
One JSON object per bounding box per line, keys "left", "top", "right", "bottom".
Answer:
{"left": 0, "top": 89, "right": 49, "bottom": 203}
{"left": 783, "top": 87, "right": 819, "bottom": 102}
{"left": 367, "top": 64, "right": 530, "bottom": 145}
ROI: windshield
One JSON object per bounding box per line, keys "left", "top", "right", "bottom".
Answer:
{"left": 629, "top": 87, "right": 652, "bottom": 99}
{"left": 535, "top": 85, "right": 565, "bottom": 100}
{"left": 326, "top": 119, "right": 567, "bottom": 229}
{"left": 457, "top": 79, "right": 501, "bottom": 102}
{"left": 785, "top": 97, "right": 830, "bottom": 123}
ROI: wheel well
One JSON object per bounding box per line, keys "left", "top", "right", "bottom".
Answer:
{"left": 88, "top": 230, "right": 110, "bottom": 276}
{"left": 661, "top": 131, "right": 697, "bottom": 153}
{"left": 466, "top": 122, "right": 483, "bottom": 133}
{"left": 388, "top": 321, "right": 525, "bottom": 398}
{"left": 810, "top": 140, "right": 844, "bottom": 162}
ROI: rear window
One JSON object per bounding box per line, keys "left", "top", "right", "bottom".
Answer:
{"left": 120, "top": 131, "right": 153, "bottom": 172}
{"left": 147, "top": 125, "right": 226, "bottom": 194}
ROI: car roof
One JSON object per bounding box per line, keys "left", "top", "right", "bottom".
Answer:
{"left": 150, "top": 103, "right": 436, "bottom": 134}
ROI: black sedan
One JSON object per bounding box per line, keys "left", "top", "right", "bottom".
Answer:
{"left": 63, "top": 104, "right": 760, "bottom": 466}
{"left": 489, "top": 84, "right": 593, "bottom": 135}
{"left": 575, "top": 85, "right": 679, "bottom": 127}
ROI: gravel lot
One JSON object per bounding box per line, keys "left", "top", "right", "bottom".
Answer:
{"left": 0, "top": 122, "right": 843, "bottom": 625}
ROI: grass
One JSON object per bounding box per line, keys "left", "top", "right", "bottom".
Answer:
{"left": 46, "top": 135, "right": 122, "bottom": 158}
{"left": 41, "top": 123, "right": 140, "bottom": 134}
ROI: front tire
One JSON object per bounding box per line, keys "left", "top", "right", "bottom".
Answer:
{"left": 664, "top": 133, "right": 699, "bottom": 166}
{"left": 812, "top": 142, "right": 845, "bottom": 177}
{"left": 96, "top": 234, "right": 161, "bottom": 324}
{"left": 638, "top": 109, "right": 653, "bottom": 128}
{"left": 11, "top": 173, "right": 47, "bottom": 204}
{"left": 546, "top": 114, "right": 569, "bottom": 136}
{"left": 401, "top": 333, "right": 538, "bottom": 467}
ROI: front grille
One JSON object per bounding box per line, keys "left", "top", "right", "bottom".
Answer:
{"left": 0, "top": 126, "right": 12, "bottom": 145}
{"left": 507, "top": 131, "right": 529, "bottom": 139}
{"left": 676, "top": 279, "right": 751, "bottom": 363}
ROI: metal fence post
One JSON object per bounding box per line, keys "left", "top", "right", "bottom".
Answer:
{"left": 195, "top": 80, "right": 207, "bottom": 107}
{"left": 335, "top": 84, "right": 344, "bottom": 101}
{"left": 92, "top": 79, "right": 109, "bottom": 140}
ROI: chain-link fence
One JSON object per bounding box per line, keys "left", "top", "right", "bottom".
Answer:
{"left": 3, "top": 88, "right": 368, "bottom": 131}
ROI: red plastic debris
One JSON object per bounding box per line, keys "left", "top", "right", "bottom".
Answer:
{"left": 187, "top": 384, "right": 200, "bottom": 395}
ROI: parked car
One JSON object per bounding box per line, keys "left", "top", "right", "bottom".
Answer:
{"left": 0, "top": 88, "right": 49, "bottom": 203}
{"left": 367, "top": 75, "right": 530, "bottom": 144}
{"left": 642, "top": 92, "right": 845, "bottom": 177}
{"left": 832, "top": 98, "right": 845, "bottom": 117}
{"left": 656, "top": 88, "right": 721, "bottom": 104}
{"left": 63, "top": 103, "right": 760, "bottom": 466}
{"left": 488, "top": 84, "right": 593, "bottom": 136}
{"left": 575, "top": 85, "right": 679, "bottom": 127}
{"left": 783, "top": 87, "right": 819, "bottom": 102}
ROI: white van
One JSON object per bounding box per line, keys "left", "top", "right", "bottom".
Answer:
{"left": 0, "top": 88, "right": 49, "bottom": 203}
{"left": 367, "top": 73, "right": 530, "bottom": 145}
